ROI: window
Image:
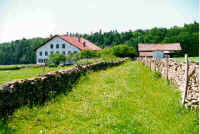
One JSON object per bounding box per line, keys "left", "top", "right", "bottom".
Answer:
{"left": 50, "top": 44, "right": 53, "bottom": 49}
{"left": 50, "top": 51, "right": 54, "bottom": 54}
{"left": 39, "top": 51, "right": 42, "bottom": 56}
{"left": 62, "top": 44, "right": 65, "bottom": 48}
{"left": 68, "top": 51, "right": 71, "bottom": 54}
{"left": 73, "top": 51, "right": 77, "bottom": 54}
{"left": 56, "top": 51, "right": 59, "bottom": 54}
{"left": 38, "top": 59, "right": 43, "bottom": 63}
{"left": 62, "top": 51, "right": 65, "bottom": 55}
{"left": 44, "top": 59, "right": 48, "bottom": 63}
{"left": 45, "top": 51, "right": 48, "bottom": 56}
{"left": 56, "top": 44, "right": 59, "bottom": 48}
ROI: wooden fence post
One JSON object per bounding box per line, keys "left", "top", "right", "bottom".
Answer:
{"left": 166, "top": 55, "right": 169, "bottom": 81}
{"left": 155, "top": 58, "right": 157, "bottom": 72}
{"left": 150, "top": 60, "right": 151, "bottom": 70}
{"left": 42, "top": 63, "right": 46, "bottom": 75}
{"left": 145, "top": 56, "right": 147, "bottom": 65}
{"left": 154, "top": 58, "right": 156, "bottom": 72}
{"left": 182, "top": 54, "right": 189, "bottom": 104}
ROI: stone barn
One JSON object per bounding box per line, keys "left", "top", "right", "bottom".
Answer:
{"left": 138, "top": 43, "right": 182, "bottom": 57}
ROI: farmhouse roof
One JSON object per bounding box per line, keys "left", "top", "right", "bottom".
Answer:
{"left": 34, "top": 35, "right": 101, "bottom": 51}
{"left": 138, "top": 43, "right": 181, "bottom": 52}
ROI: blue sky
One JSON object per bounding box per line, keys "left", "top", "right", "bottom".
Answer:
{"left": 0, "top": 0, "right": 198, "bottom": 43}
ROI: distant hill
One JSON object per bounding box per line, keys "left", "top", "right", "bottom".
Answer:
{"left": 0, "top": 22, "right": 198, "bottom": 65}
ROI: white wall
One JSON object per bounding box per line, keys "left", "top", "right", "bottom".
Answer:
{"left": 36, "top": 37, "right": 80, "bottom": 64}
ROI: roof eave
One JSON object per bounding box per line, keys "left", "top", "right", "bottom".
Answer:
{"left": 34, "top": 35, "right": 58, "bottom": 51}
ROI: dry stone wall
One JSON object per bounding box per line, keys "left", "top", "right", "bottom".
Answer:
{"left": 137, "top": 57, "right": 199, "bottom": 109}
{"left": 0, "top": 59, "right": 128, "bottom": 115}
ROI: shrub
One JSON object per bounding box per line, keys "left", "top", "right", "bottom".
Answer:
{"left": 79, "top": 50, "right": 99, "bottom": 59}
{"left": 65, "top": 50, "right": 100, "bottom": 65}
{"left": 112, "top": 44, "right": 137, "bottom": 58}
{"left": 48, "top": 54, "right": 66, "bottom": 66}
{"left": 76, "top": 59, "right": 97, "bottom": 65}
{"left": 48, "top": 63, "right": 57, "bottom": 67}
{"left": 65, "top": 53, "right": 81, "bottom": 64}
{"left": 98, "top": 48, "right": 114, "bottom": 57}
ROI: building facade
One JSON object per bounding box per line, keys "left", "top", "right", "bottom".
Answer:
{"left": 35, "top": 35, "right": 101, "bottom": 65}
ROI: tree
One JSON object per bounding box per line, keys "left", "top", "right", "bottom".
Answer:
{"left": 79, "top": 50, "right": 99, "bottom": 59}
{"left": 112, "top": 44, "right": 138, "bottom": 58}
{"left": 65, "top": 53, "right": 80, "bottom": 63}
{"left": 48, "top": 53, "right": 66, "bottom": 66}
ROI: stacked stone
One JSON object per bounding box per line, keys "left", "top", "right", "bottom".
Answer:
{"left": 185, "top": 63, "right": 199, "bottom": 109}
{"left": 137, "top": 57, "right": 199, "bottom": 109}
{"left": 0, "top": 58, "right": 128, "bottom": 115}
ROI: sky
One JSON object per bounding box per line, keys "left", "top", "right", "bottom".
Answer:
{"left": 0, "top": 0, "right": 198, "bottom": 43}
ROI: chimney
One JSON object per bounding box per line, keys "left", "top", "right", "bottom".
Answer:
{"left": 50, "top": 34, "right": 53, "bottom": 38}
{"left": 83, "top": 41, "right": 86, "bottom": 47}
{"left": 78, "top": 36, "right": 81, "bottom": 42}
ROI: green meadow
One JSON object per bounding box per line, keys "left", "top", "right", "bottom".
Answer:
{"left": 0, "top": 61, "right": 198, "bottom": 134}
{"left": 0, "top": 65, "right": 71, "bottom": 86}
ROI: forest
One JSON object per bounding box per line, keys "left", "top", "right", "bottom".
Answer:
{"left": 0, "top": 22, "right": 198, "bottom": 65}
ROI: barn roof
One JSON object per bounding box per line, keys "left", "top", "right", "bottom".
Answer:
{"left": 138, "top": 43, "right": 181, "bottom": 52}
{"left": 34, "top": 35, "right": 101, "bottom": 51}
{"left": 139, "top": 52, "right": 153, "bottom": 57}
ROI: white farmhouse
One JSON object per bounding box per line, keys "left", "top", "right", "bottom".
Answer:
{"left": 34, "top": 35, "right": 101, "bottom": 65}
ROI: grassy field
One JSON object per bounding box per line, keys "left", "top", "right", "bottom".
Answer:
{"left": 173, "top": 57, "right": 199, "bottom": 62}
{"left": 0, "top": 61, "right": 198, "bottom": 134}
{"left": 0, "top": 64, "right": 38, "bottom": 71}
{"left": 0, "top": 65, "right": 72, "bottom": 86}
{"left": 0, "top": 58, "right": 119, "bottom": 86}
{"left": 0, "top": 65, "right": 24, "bottom": 70}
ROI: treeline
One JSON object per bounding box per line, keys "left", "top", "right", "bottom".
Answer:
{"left": 0, "top": 22, "right": 198, "bottom": 65}
{"left": 82, "top": 22, "right": 199, "bottom": 57}
{"left": 0, "top": 38, "right": 48, "bottom": 65}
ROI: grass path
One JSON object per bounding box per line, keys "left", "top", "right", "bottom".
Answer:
{"left": 0, "top": 61, "right": 198, "bottom": 134}
{"left": 0, "top": 66, "right": 71, "bottom": 86}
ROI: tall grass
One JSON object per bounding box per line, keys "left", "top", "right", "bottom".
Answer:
{"left": 0, "top": 61, "right": 198, "bottom": 134}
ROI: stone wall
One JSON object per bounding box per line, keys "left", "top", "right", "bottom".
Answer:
{"left": 0, "top": 59, "right": 128, "bottom": 115}
{"left": 137, "top": 57, "right": 199, "bottom": 109}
